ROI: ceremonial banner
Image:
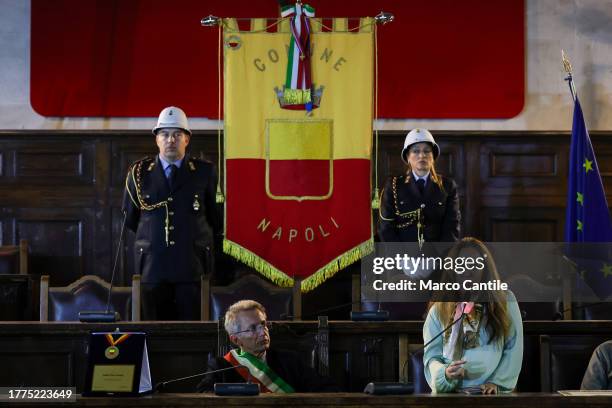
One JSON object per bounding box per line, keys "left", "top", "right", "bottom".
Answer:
{"left": 223, "top": 13, "right": 374, "bottom": 291}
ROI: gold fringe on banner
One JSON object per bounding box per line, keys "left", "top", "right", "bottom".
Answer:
{"left": 223, "top": 239, "right": 294, "bottom": 287}
{"left": 301, "top": 238, "right": 374, "bottom": 292}
{"left": 223, "top": 238, "right": 374, "bottom": 292}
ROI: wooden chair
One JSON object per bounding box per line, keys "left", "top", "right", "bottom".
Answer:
{"left": 351, "top": 274, "right": 427, "bottom": 320}
{"left": 201, "top": 274, "right": 301, "bottom": 321}
{"left": 0, "top": 239, "right": 29, "bottom": 275}
{"left": 539, "top": 334, "right": 609, "bottom": 392}
{"left": 39, "top": 274, "right": 141, "bottom": 321}
{"left": 0, "top": 274, "right": 38, "bottom": 320}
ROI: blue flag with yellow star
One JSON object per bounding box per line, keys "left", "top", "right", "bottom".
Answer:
{"left": 565, "top": 97, "right": 612, "bottom": 299}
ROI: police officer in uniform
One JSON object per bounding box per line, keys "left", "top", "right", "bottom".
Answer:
{"left": 378, "top": 128, "right": 460, "bottom": 243}
{"left": 123, "top": 106, "right": 221, "bottom": 320}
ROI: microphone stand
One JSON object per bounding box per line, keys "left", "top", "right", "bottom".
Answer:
{"left": 364, "top": 303, "right": 469, "bottom": 395}
{"left": 401, "top": 303, "right": 468, "bottom": 384}
{"left": 78, "top": 210, "right": 128, "bottom": 323}
{"left": 156, "top": 364, "right": 259, "bottom": 396}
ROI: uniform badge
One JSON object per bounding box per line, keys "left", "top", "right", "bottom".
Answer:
{"left": 188, "top": 161, "right": 196, "bottom": 171}
{"left": 193, "top": 194, "right": 200, "bottom": 211}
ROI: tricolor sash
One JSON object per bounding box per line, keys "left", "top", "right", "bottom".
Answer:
{"left": 224, "top": 349, "right": 295, "bottom": 393}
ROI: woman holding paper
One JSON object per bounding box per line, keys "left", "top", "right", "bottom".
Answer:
{"left": 422, "top": 237, "right": 523, "bottom": 394}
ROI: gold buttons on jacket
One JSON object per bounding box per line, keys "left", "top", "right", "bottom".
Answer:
{"left": 170, "top": 241, "right": 175, "bottom": 246}
{"left": 169, "top": 226, "right": 174, "bottom": 230}
{"left": 169, "top": 211, "right": 174, "bottom": 216}
{"left": 168, "top": 197, "right": 173, "bottom": 202}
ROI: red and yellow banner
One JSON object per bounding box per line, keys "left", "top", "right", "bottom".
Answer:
{"left": 223, "top": 17, "right": 373, "bottom": 291}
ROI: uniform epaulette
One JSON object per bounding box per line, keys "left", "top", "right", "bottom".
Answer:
{"left": 128, "top": 156, "right": 154, "bottom": 172}
{"left": 187, "top": 157, "right": 213, "bottom": 171}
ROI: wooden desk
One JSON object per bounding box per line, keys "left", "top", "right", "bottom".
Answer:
{"left": 2, "top": 321, "right": 612, "bottom": 393}
{"left": 8, "top": 393, "right": 612, "bottom": 408}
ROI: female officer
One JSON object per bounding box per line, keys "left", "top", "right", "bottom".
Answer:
{"left": 378, "top": 128, "right": 460, "bottom": 243}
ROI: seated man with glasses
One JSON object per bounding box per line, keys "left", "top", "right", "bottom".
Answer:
{"left": 197, "top": 299, "right": 339, "bottom": 393}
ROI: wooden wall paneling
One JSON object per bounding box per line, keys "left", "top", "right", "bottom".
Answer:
{"left": 480, "top": 207, "right": 565, "bottom": 242}
{"left": 592, "top": 136, "right": 612, "bottom": 205}
{"left": 12, "top": 208, "right": 95, "bottom": 285}
{"left": 111, "top": 137, "right": 158, "bottom": 190}
{"left": 480, "top": 139, "right": 568, "bottom": 198}
{"left": 11, "top": 139, "right": 95, "bottom": 184}
{"left": 0, "top": 337, "right": 80, "bottom": 389}
{"left": 147, "top": 337, "right": 217, "bottom": 392}
{"left": 463, "top": 140, "right": 482, "bottom": 238}
{"left": 93, "top": 138, "right": 111, "bottom": 280}
{"left": 113, "top": 206, "right": 134, "bottom": 286}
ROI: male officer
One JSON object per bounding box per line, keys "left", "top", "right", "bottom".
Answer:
{"left": 123, "top": 106, "right": 221, "bottom": 320}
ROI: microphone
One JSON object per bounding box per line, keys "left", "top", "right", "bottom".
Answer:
{"left": 279, "top": 300, "right": 360, "bottom": 320}
{"left": 351, "top": 302, "right": 390, "bottom": 321}
{"left": 364, "top": 302, "right": 470, "bottom": 395}
{"left": 553, "top": 301, "right": 608, "bottom": 321}
{"left": 78, "top": 210, "right": 128, "bottom": 323}
{"left": 156, "top": 364, "right": 259, "bottom": 396}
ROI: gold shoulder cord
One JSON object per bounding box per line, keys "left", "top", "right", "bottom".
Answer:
{"left": 378, "top": 186, "right": 395, "bottom": 221}
{"left": 391, "top": 176, "right": 424, "bottom": 248}
{"left": 125, "top": 161, "right": 171, "bottom": 246}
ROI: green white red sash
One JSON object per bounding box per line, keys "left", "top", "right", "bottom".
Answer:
{"left": 224, "top": 349, "right": 295, "bottom": 393}
{"left": 280, "top": 2, "right": 315, "bottom": 112}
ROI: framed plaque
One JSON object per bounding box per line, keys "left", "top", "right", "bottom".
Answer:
{"left": 83, "top": 332, "right": 151, "bottom": 396}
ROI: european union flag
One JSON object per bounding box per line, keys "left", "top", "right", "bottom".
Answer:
{"left": 564, "top": 97, "right": 612, "bottom": 299}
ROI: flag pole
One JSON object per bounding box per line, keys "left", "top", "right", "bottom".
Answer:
{"left": 562, "top": 49, "right": 577, "bottom": 102}
{"left": 561, "top": 49, "right": 577, "bottom": 319}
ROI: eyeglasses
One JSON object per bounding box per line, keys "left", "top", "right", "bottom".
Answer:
{"left": 157, "top": 131, "right": 186, "bottom": 140}
{"left": 231, "top": 321, "right": 270, "bottom": 336}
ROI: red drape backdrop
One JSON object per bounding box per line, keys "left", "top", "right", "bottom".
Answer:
{"left": 30, "top": 0, "right": 524, "bottom": 118}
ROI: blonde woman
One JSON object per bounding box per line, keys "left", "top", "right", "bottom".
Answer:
{"left": 378, "top": 128, "right": 460, "bottom": 243}
{"left": 423, "top": 237, "right": 523, "bottom": 394}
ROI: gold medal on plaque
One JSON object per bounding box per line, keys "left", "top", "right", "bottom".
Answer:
{"left": 193, "top": 194, "right": 200, "bottom": 211}
{"left": 103, "top": 333, "right": 131, "bottom": 360}
{"left": 105, "top": 345, "right": 119, "bottom": 359}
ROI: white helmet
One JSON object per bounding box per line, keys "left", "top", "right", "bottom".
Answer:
{"left": 152, "top": 106, "right": 191, "bottom": 135}
{"left": 401, "top": 128, "right": 440, "bottom": 163}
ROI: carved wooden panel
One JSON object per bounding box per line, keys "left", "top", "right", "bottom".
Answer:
{"left": 592, "top": 139, "right": 612, "bottom": 201}
{"left": 491, "top": 153, "right": 558, "bottom": 177}
{"left": 7, "top": 140, "right": 95, "bottom": 184}
{"left": 482, "top": 208, "right": 564, "bottom": 242}
{"left": 147, "top": 336, "right": 217, "bottom": 392}
{"left": 480, "top": 141, "right": 567, "bottom": 198}
{"left": 7, "top": 208, "right": 96, "bottom": 285}
{"left": 0, "top": 337, "right": 77, "bottom": 387}
{"left": 111, "top": 138, "right": 157, "bottom": 189}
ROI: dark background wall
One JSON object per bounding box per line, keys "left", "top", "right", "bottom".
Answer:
{"left": 1, "top": 131, "right": 611, "bottom": 315}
